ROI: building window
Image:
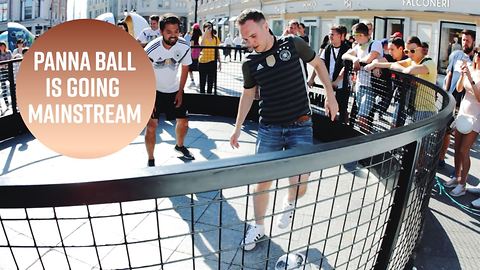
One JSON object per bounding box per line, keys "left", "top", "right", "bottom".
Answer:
{"left": 339, "top": 18, "right": 360, "bottom": 36}
{"left": 24, "top": 0, "right": 33, "bottom": 20}
{"left": 0, "top": 3, "right": 7, "bottom": 22}
{"left": 271, "top": 20, "right": 284, "bottom": 36}
{"left": 35, "top": 0, "right": 41, "bottom": 18}
{"left": 165, "top": 0, "right": 170, "bottom": 8}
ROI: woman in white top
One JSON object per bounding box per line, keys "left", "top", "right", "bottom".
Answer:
{"left": 445, "top": 48, "right": 480, "bottom": 198}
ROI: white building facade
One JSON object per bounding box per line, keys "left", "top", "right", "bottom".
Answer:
{"left": 116, "top": 0, "right": 189, "bottom": 32}
{"left": 87, "top": 0, "right": 118, "bottom": 19}
{"left": 192, "top": 0, "right": 480, "bottom": 74}
{"left": 0, "top": 0, "right": 7, "bottom": 31}
{"left": 8, "top": 0, "right": 67, "bottom": 35}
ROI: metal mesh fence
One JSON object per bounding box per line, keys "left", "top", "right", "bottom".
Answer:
{"left": 0, "top": 54, "right": 452, "bottom": 270}
{"left": 184, "top": 46, "right": 248, "bottom": 97}
{"left": 0, "top": 156, "right": 402, "bottom": 270}
{"left": 0, "top": 59, "right": 21, "bottom": 117}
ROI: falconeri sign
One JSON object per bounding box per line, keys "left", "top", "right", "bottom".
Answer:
{"left": 402, "top": 0, "right": 450, "bottom": 8}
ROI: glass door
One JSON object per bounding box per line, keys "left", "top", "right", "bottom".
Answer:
{"left": 374, "top": 16, "right": 404, "bottom": 40}
{"left": 302, "top": 19, "right": 319, "bottom": 52}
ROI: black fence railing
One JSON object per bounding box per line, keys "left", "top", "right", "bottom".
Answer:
{"left": 0, "top": 53, "right": 453, "bottom": 270}
{"left": 0, "top": 58, "right": 21, "bottom": 117}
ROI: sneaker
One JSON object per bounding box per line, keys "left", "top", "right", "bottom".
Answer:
{"left": 277, "top": 199, "right": 295, "bottom": 229}
{"left": 450, "top": 184, "right": 466, "bottom": 197}
{"left": 438, "top": 159, "right": 446, "bottom": 168}
{"left": 148, "top": 159, "right": 155, "bottom": 167}
{"left": 242, "top": 225, "right": 265, "bottom": 251}
{"left": 466, "top": 185, "right": 480, "bottom": 195}
{"left": 471, "top": 197, "right": 480, "bottom": 209}
{"left": 444, "top": 177, "right": 459, "bottom": 188}
{"left": 174, "top": 145, "right": 195, "bottom": 160}
{"left": 189, "top": 80, "right": 195, "bottom": 86}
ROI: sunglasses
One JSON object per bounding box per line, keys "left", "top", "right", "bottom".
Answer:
{"left": 404, "top": 48, "right": 419, "bottom": 54}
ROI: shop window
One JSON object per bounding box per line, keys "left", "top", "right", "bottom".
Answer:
{"left": 339, "top": 18, "right": 359, "bottom": 36}
{"left": 271, "top": 20, "right": 284, "bottom": 37}
{"left": 438, "top": 21, "right": 476, "bottom": 74}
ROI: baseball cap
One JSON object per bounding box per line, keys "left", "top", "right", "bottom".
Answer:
{"left": 390, "top": 32, "right": 403, "bottom": 39}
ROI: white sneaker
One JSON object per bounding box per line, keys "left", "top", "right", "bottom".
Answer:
{"left": 277, "top": 200, "right": 295, "bottom": 229}
{"left": 466, "top": 185, "right": 480, "bottom": 195}
{"left": 471, "top": 197, "right": 480, "bottom": 209}
{"left": 242, "top": 225, "right": 264, "bottom": 251}
{"left": 189, "top": 80, "right": 195, "bottom": 86}
{"left": 444, "top": 177, "right": 459, "bottom": 188}
{"left": 450, "top": 184, "right": 466, "bottom": 197}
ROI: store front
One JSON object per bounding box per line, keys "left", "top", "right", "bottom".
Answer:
{"left": 438, "top": 21, "right": 476, "bottom": 74}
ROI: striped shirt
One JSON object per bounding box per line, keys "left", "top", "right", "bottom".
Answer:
{"left": 242, "top": 35, "right": 315, "bottom": 124}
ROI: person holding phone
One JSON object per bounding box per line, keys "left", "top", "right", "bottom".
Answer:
{"left": 444, "top": 49, "right": 480, "bottom": 198}
{"left": 199, "top": 22, "right": 221, "bottom": 94}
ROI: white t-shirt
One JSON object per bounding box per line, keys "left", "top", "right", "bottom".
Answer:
{"left": 445, "top": 50, "right": 472, "bottom": 94}
{"left": 137, "top": 27, "right": 161, "bottom": 44}
{"left": 233, "top": 36, "right": 243, "bottom": 46}
{"left": 145, "top": 37, "right": 192, "bottom": 93}
{"left": 353, "top": 40, "right": 383, "bottom": 89}
{"left": 320, "top": 46, "right": 343, "bottom": 89}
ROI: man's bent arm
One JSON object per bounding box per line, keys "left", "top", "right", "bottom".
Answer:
{"left": 309, "top": 56, "right": 339, "bottom": 120}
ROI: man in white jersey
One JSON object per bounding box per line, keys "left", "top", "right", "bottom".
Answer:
{"left": 144, "top": 14, "right": 194, "bottom": 166}
{"left": 138, "top": 15, "right": 161, "bottom": 47}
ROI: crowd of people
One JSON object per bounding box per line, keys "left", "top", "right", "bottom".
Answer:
{"left": 0, "top": 8, "right": 478, "bottom": 249}
{"left": 115, "top": 9, "right": 480, "bottom": 245}
{"left": 134, "top": 8, "right": 480, "bottom": 251}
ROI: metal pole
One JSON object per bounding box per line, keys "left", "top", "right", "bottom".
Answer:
{"left": 373, "top": 140, "right": 421, "bottom": 270}
{"left": 194, "top": 0, "right": 198, "bottom": 23}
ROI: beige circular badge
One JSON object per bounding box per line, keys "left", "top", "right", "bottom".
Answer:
{"left": 17, "top": 19, "right": 156, "bottom": 158}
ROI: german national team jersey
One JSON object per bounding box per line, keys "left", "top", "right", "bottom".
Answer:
{"left": 137, "top": 28, "right": 161, "bottom": 44}
{"left": 242, "top": 35, "right": 316, "bottom": 124}
{"left": 145, "top": 36, "right": 192, "bottom": 93}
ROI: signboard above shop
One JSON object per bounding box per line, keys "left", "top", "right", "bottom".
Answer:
{"left": 291, "top": 0, "right": 480, "bottom": 16}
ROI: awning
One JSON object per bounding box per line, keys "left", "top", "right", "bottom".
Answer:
{"left": 208, "top": 18, "right": 216, "bottom": 24}
{"left": 218, "top": 17, "right": 228, "bottom": 25}
{"left": 229, "top": 16, "right": 237, "bottom": 22}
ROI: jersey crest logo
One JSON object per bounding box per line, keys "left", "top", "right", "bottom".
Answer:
{"left": 279, "top": 49, "right": 291, "bottom": 61}
{"left": 266, "top": 55, "right": 276, "bottom": 67}
{"left": 174, "top": 50, "right": 182, "bottom": 59}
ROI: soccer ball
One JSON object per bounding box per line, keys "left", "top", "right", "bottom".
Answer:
{"left": 275, "top": 252, "right": 306, "bottom": 270}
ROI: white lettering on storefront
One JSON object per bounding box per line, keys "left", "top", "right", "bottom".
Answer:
{"left": 402, "top": 0, "right": 450, "bottom": 8}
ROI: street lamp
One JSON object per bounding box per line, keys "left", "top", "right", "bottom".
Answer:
{"left": 194, "top": 0, "right": 198, "bottom": 23}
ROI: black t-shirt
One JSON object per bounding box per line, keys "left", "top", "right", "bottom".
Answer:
{"left": 242, "top": 35, "right": 316, "bottom": 124}
{"left": 300, "top": 35, "right": 309, "bottom": 44}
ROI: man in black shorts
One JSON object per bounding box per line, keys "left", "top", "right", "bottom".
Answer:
{"left": 144, "top": 14, "right": 194, "bottom": 166}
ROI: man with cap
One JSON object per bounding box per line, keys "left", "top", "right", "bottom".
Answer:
{"left": 390, "top": 32, "right": 403, "bottom": 39}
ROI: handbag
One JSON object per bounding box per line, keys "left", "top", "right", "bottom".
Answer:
{"left": 451, "top": 114, "right": 476, "bottom": 134}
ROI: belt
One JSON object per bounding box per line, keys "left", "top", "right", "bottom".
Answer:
{"left": 281, "top": 115, "right": 311, "bottom": 127}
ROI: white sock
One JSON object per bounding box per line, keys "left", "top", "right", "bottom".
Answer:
{"left": 254, "top": 224, "right": 265, "bottom": 234}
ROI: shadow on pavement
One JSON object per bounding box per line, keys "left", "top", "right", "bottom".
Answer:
{"left": 414, "top": 209, "right": 462, "bottom": 270}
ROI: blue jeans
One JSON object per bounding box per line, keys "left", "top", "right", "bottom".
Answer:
{"left": 256, "top": 119, "right": 313, "bottom": 154}
{"left": 356, "top": 85, "right": 375, "bottom": 117}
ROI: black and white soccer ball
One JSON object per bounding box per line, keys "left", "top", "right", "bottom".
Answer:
{"left": 275, "top": 252, "right": 306, "bottom": 270}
